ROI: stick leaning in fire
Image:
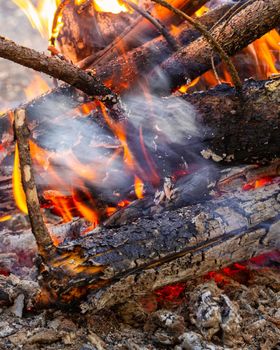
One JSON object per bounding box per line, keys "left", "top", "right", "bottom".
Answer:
{"left": 13, "top": 109, "right": 56, "bottom": 258}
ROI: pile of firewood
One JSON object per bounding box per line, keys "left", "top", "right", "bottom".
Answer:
{"left": 0, "top": 0, "right": 279, "bottom": 317}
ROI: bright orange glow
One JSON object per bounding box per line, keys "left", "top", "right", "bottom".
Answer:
{"left": 99, "top": 102, "right": 135, "bottom": 169}
{"left": 74, "top": 199, "right": 99, "bottom": 226}
{"left": 11, "top": 0, "right": 59, "bottom": 39}
{"left": 0, "top": 215, "right": 12, "bottom": 222}
{"left": 24, "top": 74, "right": 50, "bottom": 101}
{"left": 248, "top": 29, "right": 280, "bottom": 77}
{"left": 44, "top": 190, "right": 73, "bottom": 222}
{"left": 243, "top": 177, "right": 273, "bottom": 191}
{"left": 134, "top": 176, "right": 144, "bottom": 199}
{"left": 177, "top": 29, "right": 280, "bottom": 93}
{"left": 94, "top": 0, "right": 135, "bottom": 14}
{"left": 13, "top": 143, "right": 28, "bottom": 215}
{"left": 178, "top": 77, "right": 200, "bottom": 93}
{"left": 195, "top": 5, "right": 209, "bottom": 17}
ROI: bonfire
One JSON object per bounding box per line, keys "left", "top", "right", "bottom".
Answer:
{"left": 0, "top": 0, "right": 279, "bottom": 349}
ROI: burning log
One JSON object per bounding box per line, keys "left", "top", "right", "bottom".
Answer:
{"left": 94, "top": 0, "right": 280, "bottom": 92}
{"left": 0, "top": 77, "right": 279, "bottom": 178}
{"left": 149, "top": 0, "right": 280, "bottom": 92}
{"left": 58, "top": 0, "right": 208, "bottom": 64}
{"left": 38, "top": 179, "right": 280, "bottom": 309}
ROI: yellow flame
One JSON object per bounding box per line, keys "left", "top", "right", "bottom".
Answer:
{"left": 134, "top": 176, "right": 144, "bottom": 199}
{"left": 13, "top": 143, "right": 28, "bottom": 215}
{"left": 0, "top": 215, "right": 12, "bottom": 222}
{"left": 11, "top": 0, "right": 59, "bottom": 38}
{"left": 94, "top": 0, "right": 129, "bottom": 13}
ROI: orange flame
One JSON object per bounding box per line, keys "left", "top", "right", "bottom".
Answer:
{"left": 0, "top": 215, "right": 12, "bottom": 223}
{"left": 13, "top": 143, "right": 28, "bottom": 215}
{"left": 11, "top": 0, "right": 59, "bottom": 39}
{"left": 24, "top": 74, "right": 50, "bottom": 100}
{"left": 179, "top": 29, "right": 280, "bottom": 93}
{"left": 134, "top": 176, "right": 144, "bottom": 199}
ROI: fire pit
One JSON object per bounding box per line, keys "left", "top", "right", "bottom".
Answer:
{"left": 0, "top": 0, "right": 279, "bottom": 349}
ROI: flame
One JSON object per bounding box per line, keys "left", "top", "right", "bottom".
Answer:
{"left": 243, "top": 176, "right": 273, "bottom": 191}
{"left": 94, "top": 0, "right": 131, "bottom": 14}
{"left": 134, "top": 176, "right": 144, "bottom": 199}
{"left": 13, "top": 143, "right": 28, "bottom": 215}
{"left": 11, "top": 0, "right": 59, "bottom": 39}
{"left": 24, "top": 74, "right": 50, "bottom": 100}
{"left": 249, "top": 29, "right": 280, "bottom": 77}
{"left": 178, "top": 29, "right": 280, "bottom": 93}
{"left": 0, "top": 215, "right": 12, "bottom": 223}
{"left": 195, "top": 5, "right": 208, "bottom": 17}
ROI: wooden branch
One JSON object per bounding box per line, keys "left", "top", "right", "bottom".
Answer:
{"left": 38, "top": 180, "right": 280, "bottom": 309}
{"left": 122, "top": 0, "right": 179, "bottom": 51}
{"left": 0, "top": 36, "right": 113, "bottom": 98}
{"left": 94, "top": 0, "right": 280, "bottom": 92}
{"left": 13, "top": 109, "right": 56, "bottom": 258}
{"left": 149, "top": 0, "right": 280, "bottom": 92}
{"left": 151, "top": 0, "right": 242, "bottom": 90}
{"left": 70, "top": 0, "right": 208, "bottom": 68}
{"left": 79, "top": 2, "right": 230, "bottom": 70}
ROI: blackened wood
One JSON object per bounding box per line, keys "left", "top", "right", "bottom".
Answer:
{"left": 1, "top": 78, "right": 279, "bottom": 169}
{"left": 148, "top": 0, "right": 280, "bottom": 92}
{"left": 39, "top": 181, "right": 280, "bottom": 309}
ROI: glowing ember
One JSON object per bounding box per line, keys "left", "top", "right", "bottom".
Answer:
{"left": 134, "top": 176, "right": 144, "bottom": 199}
{"left": 243, "top": 176, "right": 273, "bottom": 191}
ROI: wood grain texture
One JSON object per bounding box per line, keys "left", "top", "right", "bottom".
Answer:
{"left": 39, "top": 181, "right": 280, "bottom": 309}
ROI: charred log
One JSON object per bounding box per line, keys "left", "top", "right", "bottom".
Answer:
{"left": 57, "top": 1, "right": 138, "bottom": 63}
{"left": 38, "top": 180, "right": 280, "bottom": 309}
{"left": 0, "top": 78, "right": 279, "bottom": 170}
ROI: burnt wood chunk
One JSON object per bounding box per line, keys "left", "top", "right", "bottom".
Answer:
{"left": 39, "top": 181, "right": 280, "bottom": 309}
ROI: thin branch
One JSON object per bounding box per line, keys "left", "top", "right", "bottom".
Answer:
{"left": 13, "top": 109, "right": 56, "bottom": 258}
{"left": 122, "top": 0, "right": 179, "bottom": 51}
{"left": 151, "top": 0, "right": 242, "bottom": 90}
{"left": 0, "top": 35, "right": 115, "bottom": 99}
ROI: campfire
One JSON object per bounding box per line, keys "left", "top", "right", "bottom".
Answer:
{"left": 0, "top": 0, "right": 279, "bottom": 348}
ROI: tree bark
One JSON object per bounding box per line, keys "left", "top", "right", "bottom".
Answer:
{"left": 0, "top": 36, "right": 113, "bottom": 98}
{"left": 39, "top": 180, "right": 280, "bottom": 309}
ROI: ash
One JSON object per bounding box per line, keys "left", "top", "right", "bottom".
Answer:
{"left": 0, "top": 263, "right": 279, "bottom": 350}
